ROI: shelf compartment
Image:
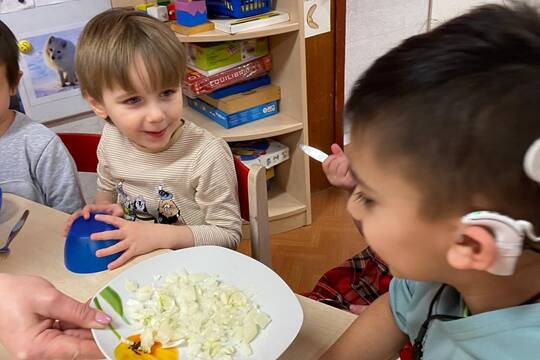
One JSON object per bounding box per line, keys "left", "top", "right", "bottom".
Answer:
{"left": 267, "top": 185, "right": 306, "bottom": 220}
{"left": 175, "top": 22, "right": 300, "bottom": 43}
{"left": 184, "top": 105, "right": 303, "bottom": 142}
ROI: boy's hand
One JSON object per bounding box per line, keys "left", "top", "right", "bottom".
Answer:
{"left": 64, "top": 203, "right": 124, "bottom": 236}
{"left": 89, "top": 215, "right": 195, "bottom": 270}
{"left": 322, "top": 144, "right": 356, "bottom": 192}
{"left": 349, "top": 304, "right": 368, "bottom": 315}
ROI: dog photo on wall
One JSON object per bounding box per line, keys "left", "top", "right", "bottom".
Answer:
{"left": 18, "top": 24, "right": 83, "bottom": 106}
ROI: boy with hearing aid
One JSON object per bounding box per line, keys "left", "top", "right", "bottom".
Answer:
{"left": 322, "top": 3, "right": 540, "bottom": 359}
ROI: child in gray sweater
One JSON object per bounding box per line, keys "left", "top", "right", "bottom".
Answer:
{"left": 0, "top": 20, "right": 84, "bottom": 213}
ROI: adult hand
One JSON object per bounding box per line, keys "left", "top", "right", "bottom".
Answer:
{"left": 0, "top": 274, "right": 111, "bottom": 359}
{"left": 322, "top": 144, "right": 357, "bottom": 192}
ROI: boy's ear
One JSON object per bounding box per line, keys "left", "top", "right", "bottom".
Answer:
{"left": 9, "top": 71, "right": 23, "bottom": 96}
{"left": 446, "top": 225, "right": 498, "bottom": 272}
{"left": 86, "top": 96, "right": 108, "bottom": 119}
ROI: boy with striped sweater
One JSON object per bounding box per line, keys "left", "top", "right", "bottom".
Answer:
{"left": 65, "top": 9, "right": 241, "bottom": 270}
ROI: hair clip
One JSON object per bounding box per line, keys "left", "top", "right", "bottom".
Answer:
{"left": 524, "top": 138, "right": 540, "bottom": 183}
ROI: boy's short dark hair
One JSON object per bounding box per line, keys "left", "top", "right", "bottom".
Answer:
{"left": 0, "top": 20, "right": 20, "bottom": 90}
{"left": 347, "top": 3, "right": 540, "bottom": 229}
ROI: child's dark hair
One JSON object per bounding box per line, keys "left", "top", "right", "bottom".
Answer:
{"left": 347, "top": 3, "right": 540, "bottom": 229}
{"left": 0, "top": 20, "right": 20, "bottom": 90}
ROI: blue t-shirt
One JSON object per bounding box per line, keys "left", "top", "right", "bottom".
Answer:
{"left": 390, "top": 278, "right": 540, "bottom": 359}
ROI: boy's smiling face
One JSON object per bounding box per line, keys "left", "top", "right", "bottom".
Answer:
{"left": 87, "top": 59, "right": 183, "bottom": 152}
{"left": 347, "top": 131, "right": 461, "bottom": 281}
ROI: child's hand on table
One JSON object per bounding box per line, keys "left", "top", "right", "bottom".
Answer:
{"left": 322, "top": 144, "right": 357, "bottom": 193}
{"left": 89, "top": 215, "right": 195, "bottom": 270}
{"left": 64, "top": 203, "right": 124, "bottom": 236}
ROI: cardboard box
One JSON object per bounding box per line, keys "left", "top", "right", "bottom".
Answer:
{"left": 199, "top": 84, "right": 280, "bottom": 114}
{"left": 229, "top": 139, "right": 290, "bottom": 169}
{"left": 208, "top": 75, "right": 271, "bottom": 99}
{"left": 186, "top": 38, "right": 269, "bottom": 71}
{"left": 170, "top": 21, "right": 214, "bottom": 35}
{"left": 187, "top": 97, "right": 279, "bottom": 129}
{"left": 182, "top": 55, "right": 272, "bottom": 97}
{"left": 210, "top": 11, "right": 290, "bottom": 34}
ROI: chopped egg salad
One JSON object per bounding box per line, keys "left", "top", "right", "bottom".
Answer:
{"left": 123, "top": 272, "right": 272, "bottom": 360}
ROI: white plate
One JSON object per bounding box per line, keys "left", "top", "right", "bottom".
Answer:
{"left": 91, "top": 246, "right": 303, "bottom": 360}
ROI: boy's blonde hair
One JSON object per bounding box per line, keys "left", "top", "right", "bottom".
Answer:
{"left": 76, "top": 8, "right": 186, "bottom": 102}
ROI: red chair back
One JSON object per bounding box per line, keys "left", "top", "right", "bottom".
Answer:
{"left": 233, "top": 156, "right": 250, "bottom": 221}
{"left": 57, "top": 133, "right": 100, "bottom": 173}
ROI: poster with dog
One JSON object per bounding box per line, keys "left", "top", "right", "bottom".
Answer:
{"left": 18, "top": 23, "right": 83, "bottom": 106}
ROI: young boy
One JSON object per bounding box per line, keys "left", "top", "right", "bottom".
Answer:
{"left": 66, "top": 8, "right": 242, "bottom": 270}
{"left": 322, "top": 3, "right": 540, "bottom": 359}
{"left": 0, "top": 21, "right": 84, "bottom": 214}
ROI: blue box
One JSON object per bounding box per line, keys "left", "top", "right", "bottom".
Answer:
{"left": 207, "top": 0, "right": 271, "bottom": 18}
{"left": 208, "top": 75, "right": 271, "bottom": 99}
{"left": 188, "top": 97, "right": 279, "bottom": 129}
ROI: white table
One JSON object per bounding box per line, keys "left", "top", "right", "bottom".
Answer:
{"left": 0, "top": 194, "right": 356, "bottom": 359}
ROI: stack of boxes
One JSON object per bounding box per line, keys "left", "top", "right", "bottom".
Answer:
{"left": 181, "top": 37, "right": 288, "bottom": 185}
{"left": 182, "top": 37, "right": 280, "bottom": 129}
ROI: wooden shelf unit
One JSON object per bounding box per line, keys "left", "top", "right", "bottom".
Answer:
{"left": 183, "top": 3, "right": 311, "bottom": 235}
{"left": 176, "top": 21, "right": 300, "bottom": 43}
{"left": 185, "top": 106, "right": 303, "bottom": 142}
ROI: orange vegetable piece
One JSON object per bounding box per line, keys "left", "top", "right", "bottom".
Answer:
{"left": 114, "top": 334, "right": 179, "bottom": 360}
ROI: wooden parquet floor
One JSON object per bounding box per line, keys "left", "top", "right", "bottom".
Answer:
{"left": 238, "top": 187, "right": 367, "bottom": 294}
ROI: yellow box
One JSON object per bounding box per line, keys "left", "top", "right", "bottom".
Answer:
{"left": 170, "top": 21, "right": 215, "bottom": 35}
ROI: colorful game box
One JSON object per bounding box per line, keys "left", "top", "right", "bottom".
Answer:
{"left": 187, "top": 97, "right": 279, "bottom": 129}
{"left": 186, "top": 38, "right": 269, "bottom": 71}
{"left": 229, "top": 139, "right": 290, "bottom": 169}
{"left": 199, "top": 84, "right": 280, "bottom": 114}
{"left": 207, "top": 75, "right": 271, "bottom": 99}
{"left": 175, "top": 0, "right": 207, "bottom": 27}
{"left": 183, "top": 55, "right": 272, "bottom": 97}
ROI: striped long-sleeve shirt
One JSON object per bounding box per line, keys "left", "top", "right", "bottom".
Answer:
{"left": 96, "top": 120, "right": 242, "bottom": 248}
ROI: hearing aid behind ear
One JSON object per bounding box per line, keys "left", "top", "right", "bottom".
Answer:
{"left": 459, "top": 138, "right": 540, "bottom": 275}
{"left": 461, "top": 211, "right": 539, "bottom": 276}
{"left": 524, "top": 138, "right": 540, "bottom": 183}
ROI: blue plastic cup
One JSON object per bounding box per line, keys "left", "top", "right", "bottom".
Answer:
{"left": 64, "top": 213, "right": 123, "bottom": 274}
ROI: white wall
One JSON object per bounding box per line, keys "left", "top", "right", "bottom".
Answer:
{"left": 342, "top": 0, "right": 522, "bottom": 143}
{"left": 345, "top": 0, "right": 429, "bottom": 100}
{"left": 431, "top": 0, "right": 506, "bottom": 28}
{"left": 344, "top": 0, "right": 429, "bottom": 142}
{"left": 47, "top": 114, "right": 104, "bottom": 134}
